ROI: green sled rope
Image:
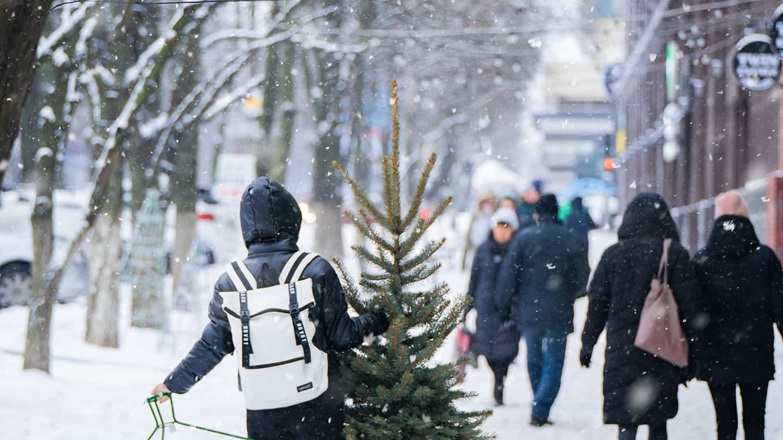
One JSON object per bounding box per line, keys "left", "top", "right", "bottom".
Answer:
{"left": 146, "top": 392, "right": 252, "bottom": 440}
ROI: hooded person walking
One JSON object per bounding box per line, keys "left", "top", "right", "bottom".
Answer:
{"left": 580, "top": 193, "right": 705, "bottom": 440}
{"left": 692, "top": 191, "right": 783, "bottom": 440}
{"left": 466, "top": 207, "right": 521, "bottom": 406}
{"left": 566, "top": 196, "right": 597, "bottom": 254}
{"left": 150, "top": 177, "right": 389, "bottom": 440}
{"left": 496, "top": 194, "right": 590, "bottom": 426}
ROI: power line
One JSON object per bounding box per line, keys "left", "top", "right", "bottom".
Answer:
{"left": 50, "top": 0, "right": 272, "bottom": 12}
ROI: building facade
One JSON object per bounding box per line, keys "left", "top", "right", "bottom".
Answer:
{"left": 617, "top": 0, "right": 782, "bottom": 253}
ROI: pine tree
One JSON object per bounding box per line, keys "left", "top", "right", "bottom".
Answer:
{"left": 333, "top": 80, "right": 491, "bottom": 439}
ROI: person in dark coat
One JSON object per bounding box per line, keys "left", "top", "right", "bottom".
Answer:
{"left": 466, "top": 207, "right": 521, "bottom": 406}
{"left": 692, "top": 191, "right": 783, "bottom": 440}
{"left": 566, "top": 196, "right": 597, "bottom": 253}
{"left": 151, "top": 177, "right": 389, "bottom": 440}
{"left": 580, "top": 192, "right": 706, "bottom": 440}
{"left": 496, "top": 194, "right": 590, "bottom": 426}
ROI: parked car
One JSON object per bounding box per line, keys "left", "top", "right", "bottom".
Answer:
{"left": 0, "top": 187, "right": 221, "bottom": 308}
{"left": 0, "top": 188, "right": 89, "bottom": 308}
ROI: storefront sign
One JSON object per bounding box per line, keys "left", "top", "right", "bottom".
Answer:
{"left": 733, "top": 34, "right": 780, "bottom": 91}
{"left": 770, "top": 4, "right": 783, "bottom": 57}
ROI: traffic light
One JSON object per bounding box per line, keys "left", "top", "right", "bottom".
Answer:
{"left": 603, "top": 156, "right": 616, "bottom": 171}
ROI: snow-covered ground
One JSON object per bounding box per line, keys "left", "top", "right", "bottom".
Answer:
{"left": 3, "top": 226, "right": 783, "bottom": 439}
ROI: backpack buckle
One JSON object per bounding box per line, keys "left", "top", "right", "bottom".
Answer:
{"left": 240, "top": 310, "right": 250, "bottom": 319}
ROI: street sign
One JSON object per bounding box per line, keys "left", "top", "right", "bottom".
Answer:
{"left": 770, "top": 3, "right": 783, "bottom": 57}
{"left": 733, "top": 34, "right": 780, "bottom": 91}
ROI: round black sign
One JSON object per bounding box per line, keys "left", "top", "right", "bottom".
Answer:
{"left": 733, "top": 34, "right": 780, "bottom": 91}
{"left": 770, "top": 3, "right": 783, "bottom": 57}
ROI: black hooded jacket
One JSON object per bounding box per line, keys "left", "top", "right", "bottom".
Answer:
{"left": 581, "top": 193, "right": 705, "bottom": 425}
{"left": 164, "top": 177, "right": 386, "bottom": 395}
{"left": 693, "top": 215, "right": 783, "bottom": 384}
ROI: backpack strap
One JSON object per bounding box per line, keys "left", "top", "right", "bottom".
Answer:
{"left": 279, "top": 252, "right": 319, "bottom": 283}
{"left": 225, "top": 261, "right": 257, "bottom": 368}
{"left": 225, "top": 261, "right": 257, "bottom": 291}
{"left": 280, "top": 252, "right": 319, "bottom": 364}
{"left": 288, "top": 282, "right": 311, "bottom": 364}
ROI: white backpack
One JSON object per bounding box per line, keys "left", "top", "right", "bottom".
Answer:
{"left": 220, "top": 251, "right": 329, "bottom": 410}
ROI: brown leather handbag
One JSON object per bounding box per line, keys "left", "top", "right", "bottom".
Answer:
{"left": 634, "top": 238, "right": 689, "bottom": 368}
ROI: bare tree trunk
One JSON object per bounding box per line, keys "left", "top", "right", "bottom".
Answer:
{"left": 23, "top": 151, "right": 56, "bottom": 372}
{"left": 304, "top": 1, "right": 346, "bottom": 259}
{"left": 0, "top": 0, "right": 53, "bottom": 185}
{"left": 312, "top": 50, "right": 344, "bottom": 260}
{"left": 171, "top": 210, "right": 196, "bottom": 301}
{"left": 169, "top": 24, "right": 201, "bottom": 299}
{"left": 269, "top": 41, "right": 296, "bottom": 183}
{"left": 85, "top": 201, "right": 123, "bottom": 348}
{"left": 256, "top": 2, "right": 281, "bottom": 177}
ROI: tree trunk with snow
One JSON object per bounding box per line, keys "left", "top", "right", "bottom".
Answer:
{"left": 311, "top": 36, "right": 347, "bottom": 258}
{"left": 85, "top": 171, "right": 123, "bottom": 348}
{"left": 0, "top": 0, "right": 53, "bottom": 185}
{"left": 23, "top": 150, "right": 56, "bottom": 372}
{"left": 269, "top": 41, "right": 296, "bottom": 183}
{"left": 85, "top": 213, "right": 123, "bottom": 347}
{"left": 312, "top": 51, "right": 344, "bottom": 259}
{"left": 169, "top": 25, "right": 201, "bottom": 300}
{"left": 255, "top": 3, "right": 281, "bottom": 178}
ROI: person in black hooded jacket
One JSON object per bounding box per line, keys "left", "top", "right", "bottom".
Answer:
{"left": 580, "top": 192, "right": 705, "bottom": 440}
{"left": 692, "top": 191, "right": 783, "bottom": 440}
{"left": 151, "top": 177, "right": 389, "bottom": 440}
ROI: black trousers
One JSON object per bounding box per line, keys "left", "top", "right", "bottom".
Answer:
{"left": 246, "top": 388, "right": 345, "bottom": 440}
{"left": 708, "top": 382, "right": 768, "bottom": 440}
{"left": 487, "top": 357, "right": 513, "bottom": 402}
{"left": 618, "top": 423, "right": 667, "bottom": 440}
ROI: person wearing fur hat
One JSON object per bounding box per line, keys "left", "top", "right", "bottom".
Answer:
{"left": 496, "top": 193, "right": 590, "bottom": 426}
{"left": 693, "top": 191, "right": 783, "bottom": 440}
{"left": 465, "top": 207, "right": 521, "bottom": 406}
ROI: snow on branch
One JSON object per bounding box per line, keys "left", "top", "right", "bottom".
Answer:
{"left": 37, "top": 3, "right": 92, "bottom": 59}
{"left": 201, "top": 1, "right": 332, "bottom": 48}
{"left": 49, "top": 5, "right": 206, "bottom": 291}
{"left": 146, "top": 49, "right": 254, "bottom": 179}
{"left": 79, "top": 70, "right": 102, "bottom": 124}
{"left": 202, "top": 73, "right": 266, "bottom": 121}
{"left": 124, "top": 34, "right": 168, "bottom": 86}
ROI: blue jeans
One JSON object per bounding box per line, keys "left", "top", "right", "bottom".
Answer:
{"left": 524, "top": 329, "right": 567, "bottom": 422}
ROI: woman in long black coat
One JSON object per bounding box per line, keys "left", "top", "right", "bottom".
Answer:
{"left": 692, "top": 191, "right": 783, "bottom": 440}
{"left": 467, "top": 207, "right": 520, "bottom": 406}
{"left": 580, "top": 193, "right": 705, "bottom": 440}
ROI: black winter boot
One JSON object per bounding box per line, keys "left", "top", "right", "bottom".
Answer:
{"left": 493, "top": 382, "right": 504, "bottom": 406}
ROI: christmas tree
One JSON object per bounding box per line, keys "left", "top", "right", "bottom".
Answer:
{"left": 334, "top": 80, "right": 491, "bottom": 439}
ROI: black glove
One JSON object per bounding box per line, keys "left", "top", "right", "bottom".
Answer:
{"left": 367, "top": 311, "right": 390, "bottom": 336}
{"left": 579, "top": 345, "right": 592, "bottom": 368}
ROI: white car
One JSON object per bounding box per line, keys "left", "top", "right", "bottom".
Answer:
{"left": 0, "top": 188, "right": 89, "bottom": 307}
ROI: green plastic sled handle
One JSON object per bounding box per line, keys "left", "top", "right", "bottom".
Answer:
{"left": 146, "top": 392, "right": 252, "bottom": 440}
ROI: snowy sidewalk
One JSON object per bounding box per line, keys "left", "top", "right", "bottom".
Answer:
{"left": 3, "top": 229, "right": 783, "bottom": 439}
